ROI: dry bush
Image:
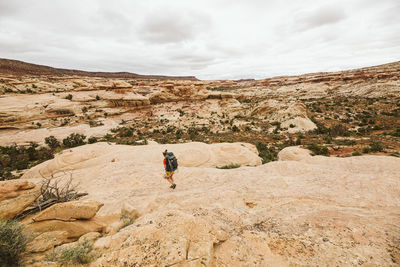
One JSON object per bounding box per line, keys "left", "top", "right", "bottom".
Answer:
{"left": 14, "top": 173, "right": 87, "bottom": 220}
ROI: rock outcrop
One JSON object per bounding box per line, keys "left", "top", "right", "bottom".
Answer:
{"left": 18, "top": 142, "right": 400, "bottom": 266}
{"left": 0, "top": 180, "right": 40, "bottom": 219}
{"left": 24, "top": 200, "right": 106, "bottom": 254}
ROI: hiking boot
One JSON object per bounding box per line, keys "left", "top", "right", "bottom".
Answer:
{"left": 172, "top": 184, "right": 176, "bottom": 189}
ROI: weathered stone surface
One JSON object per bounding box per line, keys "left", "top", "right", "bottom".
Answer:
{"left": 278, "top": 146, "right": 312, "bottom": 161}
{"left": 0, "top": 180, "right": 40, "bottom": 219}
{"left": 0, "top": 179, "right": 36, "bottom": 201}
{"left": 16, "top": 142, "right": 400, "bottom": 266}
{"left": 32, "top": 200, "right": 104, "bottom": 222}
{"left": 26, "top": 218, "right": 105, "bottom": 241}
{"left": 27, "top": 231, "right": 69, "bottom": 253}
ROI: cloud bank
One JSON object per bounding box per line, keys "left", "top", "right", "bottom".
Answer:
{"left": 0, "top": 0, "right": 399, "bottom": 79}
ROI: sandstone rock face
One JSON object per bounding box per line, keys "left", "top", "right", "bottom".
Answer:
{"left": 27, "top": 231, "right": 69, "bottom": 253}
{"left": 18, "top": 143, "right": 400, "bottom": 266}
{"left": 32, "top": 200, "right": 104, "bottom": 222}
{"left": 0, "top": 180, "right": 40, "bottom": 219}
{"left": 26, "top": 217, "right": 105, "bottom": 241}
{"left": 277, "top": 146, "right": 312, "bottom": 161}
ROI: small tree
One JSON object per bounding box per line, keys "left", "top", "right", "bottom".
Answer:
{"left": 45, "top": 136, "right": 60, "bottom": 150}
{"left": 62, "top": 133, "right": 86, "bottom": 148}
{"left": 0, "top": 220, "right": 29, "bottom": 266}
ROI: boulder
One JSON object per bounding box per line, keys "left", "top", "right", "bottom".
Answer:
{"left": 32, "top": 200, "right": 104, "bottom": 222}
{"left": 27, "top": 231, "right": 69, "bottom": 253}
{"left": 278, "top": 146, "right": 312, "bottom": 161}
{"left": 0, "top": 180, "right": 40, "bottom": 219}
{"left": 26, "top": 218, "right": 105, "bottom": 241}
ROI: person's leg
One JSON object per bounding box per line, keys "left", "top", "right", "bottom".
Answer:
{"left": 165, "top": 172, "right": 174, "bottom": 186}
{"left": 170, "top": 174, "right": 176, "bottom": 189}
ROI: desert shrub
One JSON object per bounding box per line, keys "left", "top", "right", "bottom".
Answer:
{"left": 48, "top": 239, "right": 97, "bottom": 264}
{"left": 392, "top": 127, "right": 400, "bottom": 137}
{"left": 289, "top": 123, "right": 296, "bottom": 128}
{"left": 88, "top": 137, "right": 98, "bottom": 144}
{"left": 334, "top": 139, "right": 357, "bottom": 146}
{"left": 177, "top": 109, "right": 184, "bottom": 116}
{"left": 95, "top": 95, "right": 100, "bottom": 100}
{"left": 175, "top": 129, "right": 183, "bottom": 139}
{"left": 0, "top": 143, "right": 54, "bottom": 176}
{"left": 62, "top": 133, "right": 86, "bottom": 148}
{"left": 120, "top": 213, "right": 135, "bottom": 228}
{"left": 81, "top": 106, "right": 88, "bottom": 113}
{"left": 232, "top": 125, "right": 240, "bottom": 132}
{"left": 352, "top": 151, "right": 362, "bottom": 156}
{"left": 369, "top": 141, "right": 383, "bottom": 152}
{"left": 111, "top": 127, "right": 133, "bottom": 137}
{"left": 217, "top": 163, "right": 241, "bottom": 169}
{"left": 295, "top": 136, "right": 302, "bottom": 145}
{"left": 256, "top": 142, "right": 277, "bottom": 164}
{"left": 187, "top": 127, "right": 198, "bottom": 140}
{"left": 362, "top": 147, "right": 371, "bottom": 154}
{"left": 306, "top": 143, "right": 329, "bottom": 156}
{"left": 330, "top": 124, "right": 350, "bottom": 137}
{"left": 65, "top": 94, "right": 73, "bottom": 100}
{"left": 311, "top": 118, "right": 329, "bottom": 134}
{"left": 0, "top": 219, "right": 29, "bottom": 267}
{"left": 45, "top": 136, "right": 60, "bottom": 150}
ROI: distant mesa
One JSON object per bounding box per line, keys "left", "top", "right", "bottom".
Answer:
{"left": 0, "top": 58, "right": 199, "bottom": 81}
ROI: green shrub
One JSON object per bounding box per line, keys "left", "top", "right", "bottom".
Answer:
{"left": 95, "top": 95, "right": 100, "bottom": 100}
{"left": 306, "top": 143, "right": 329, "bottom": 156}
{"left": 88, "top": 137, "right": 98, "bottom": 144}
{"left": 45, "top": 136, "right": 60, "bottom": 150}
{"left": 48, "top": 239, "right": 97, "bottom": 264}
{"left": 217, "top": 163, "right": 241, "bottom": 169}
{"left": 0, "top": 219, "right": 29, "bottom": 267}
{"left": 369, "top": 141, "right": 383, "bottom": 152}
{"left": 362, "top": 147, "right": 371, "bottom": 154}
{"left": 65, "top": 94, "right": 73, "bottom": 100}
{"left": 352, "top": 151, "right": 362, "bottom": 156}
{"left": 62, "top": 133, "right": 86, "bottom": 148}
{"left": 256, "top": 142, "right": 277, "bottom": 164}
{"left": 232, "top": 125, "right": 240, "bottom": 132}
{"left": 175, "top": 129, "right": 183, "bottom": 139}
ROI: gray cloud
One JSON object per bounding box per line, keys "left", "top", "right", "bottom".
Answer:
{"left": 0, "top": 0, "right": 398, "bottom": 79}
{"left": 139, "top": 9, "right": 211, "bottom": 44}
{"left": 295, "top": 5, "right": 347, "bottom": 31}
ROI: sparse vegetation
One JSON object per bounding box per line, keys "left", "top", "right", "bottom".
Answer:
{"left": 217, "top": 163, "right": 241, "bottom": 169}
{"left": 62, "top": 133, "right": 86, "bottom": 148}
{"left": 306, "top": 143, "right": 329, "bottom": 156}
{"left": 0, "top": 219, "right": 29, "bottom": 267}
{"left": 48, "top": 239, "right": 98, "bottom": 264}
{"left": 65, "top": 94, "right": 73, "bottom": 100}
{"left": 45, "top": 136, "right": 61, "bottom": 150}
{"left": 256, "top": 142, "right": 277, "bottom": 164}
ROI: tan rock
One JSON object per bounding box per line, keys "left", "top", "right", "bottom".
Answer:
{"left": 26, "top": 218, "right": 105, "bottom": 241}
{"left": 0, "top": 179, "right": 36, "bottom": 201}
{"left": 278, "top": 146, "right": 312, "bottom": 161}
{"left": 0, "top": 180, "right": 40, "bottom": 219}
{"left": 78, "top": 231, "right": 101, "bottom": 244}
{"left": 27, "top": 231, "right": 69, "bottom": 253}
{"left": 32, "top": 200, "right": 103, "bottom": 222}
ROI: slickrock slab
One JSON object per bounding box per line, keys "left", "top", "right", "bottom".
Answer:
{"left": 0, "top": 180, "right": 40, "bottom": 219}
{"left": 32, "top": 200, "right": 104, "bottom": 222}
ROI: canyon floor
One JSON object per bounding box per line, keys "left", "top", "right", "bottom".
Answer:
{"left": 0, "top": 60, "right": 399, "bottom": 266}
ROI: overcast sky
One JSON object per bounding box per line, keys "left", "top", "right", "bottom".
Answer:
{"left": 0, "top": 0, "right": 399, "bottom": 79}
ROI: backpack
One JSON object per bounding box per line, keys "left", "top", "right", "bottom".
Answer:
{"left": 165, "top": 152, "right": 178, "bottom": 171}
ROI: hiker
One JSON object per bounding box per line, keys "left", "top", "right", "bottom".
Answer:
{"left": 163, "top": 149, "right": 178, "bottom": 189}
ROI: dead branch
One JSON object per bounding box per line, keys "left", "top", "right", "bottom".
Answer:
{"left": 14, "top": 171, "right": 88, "bottom": 220}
